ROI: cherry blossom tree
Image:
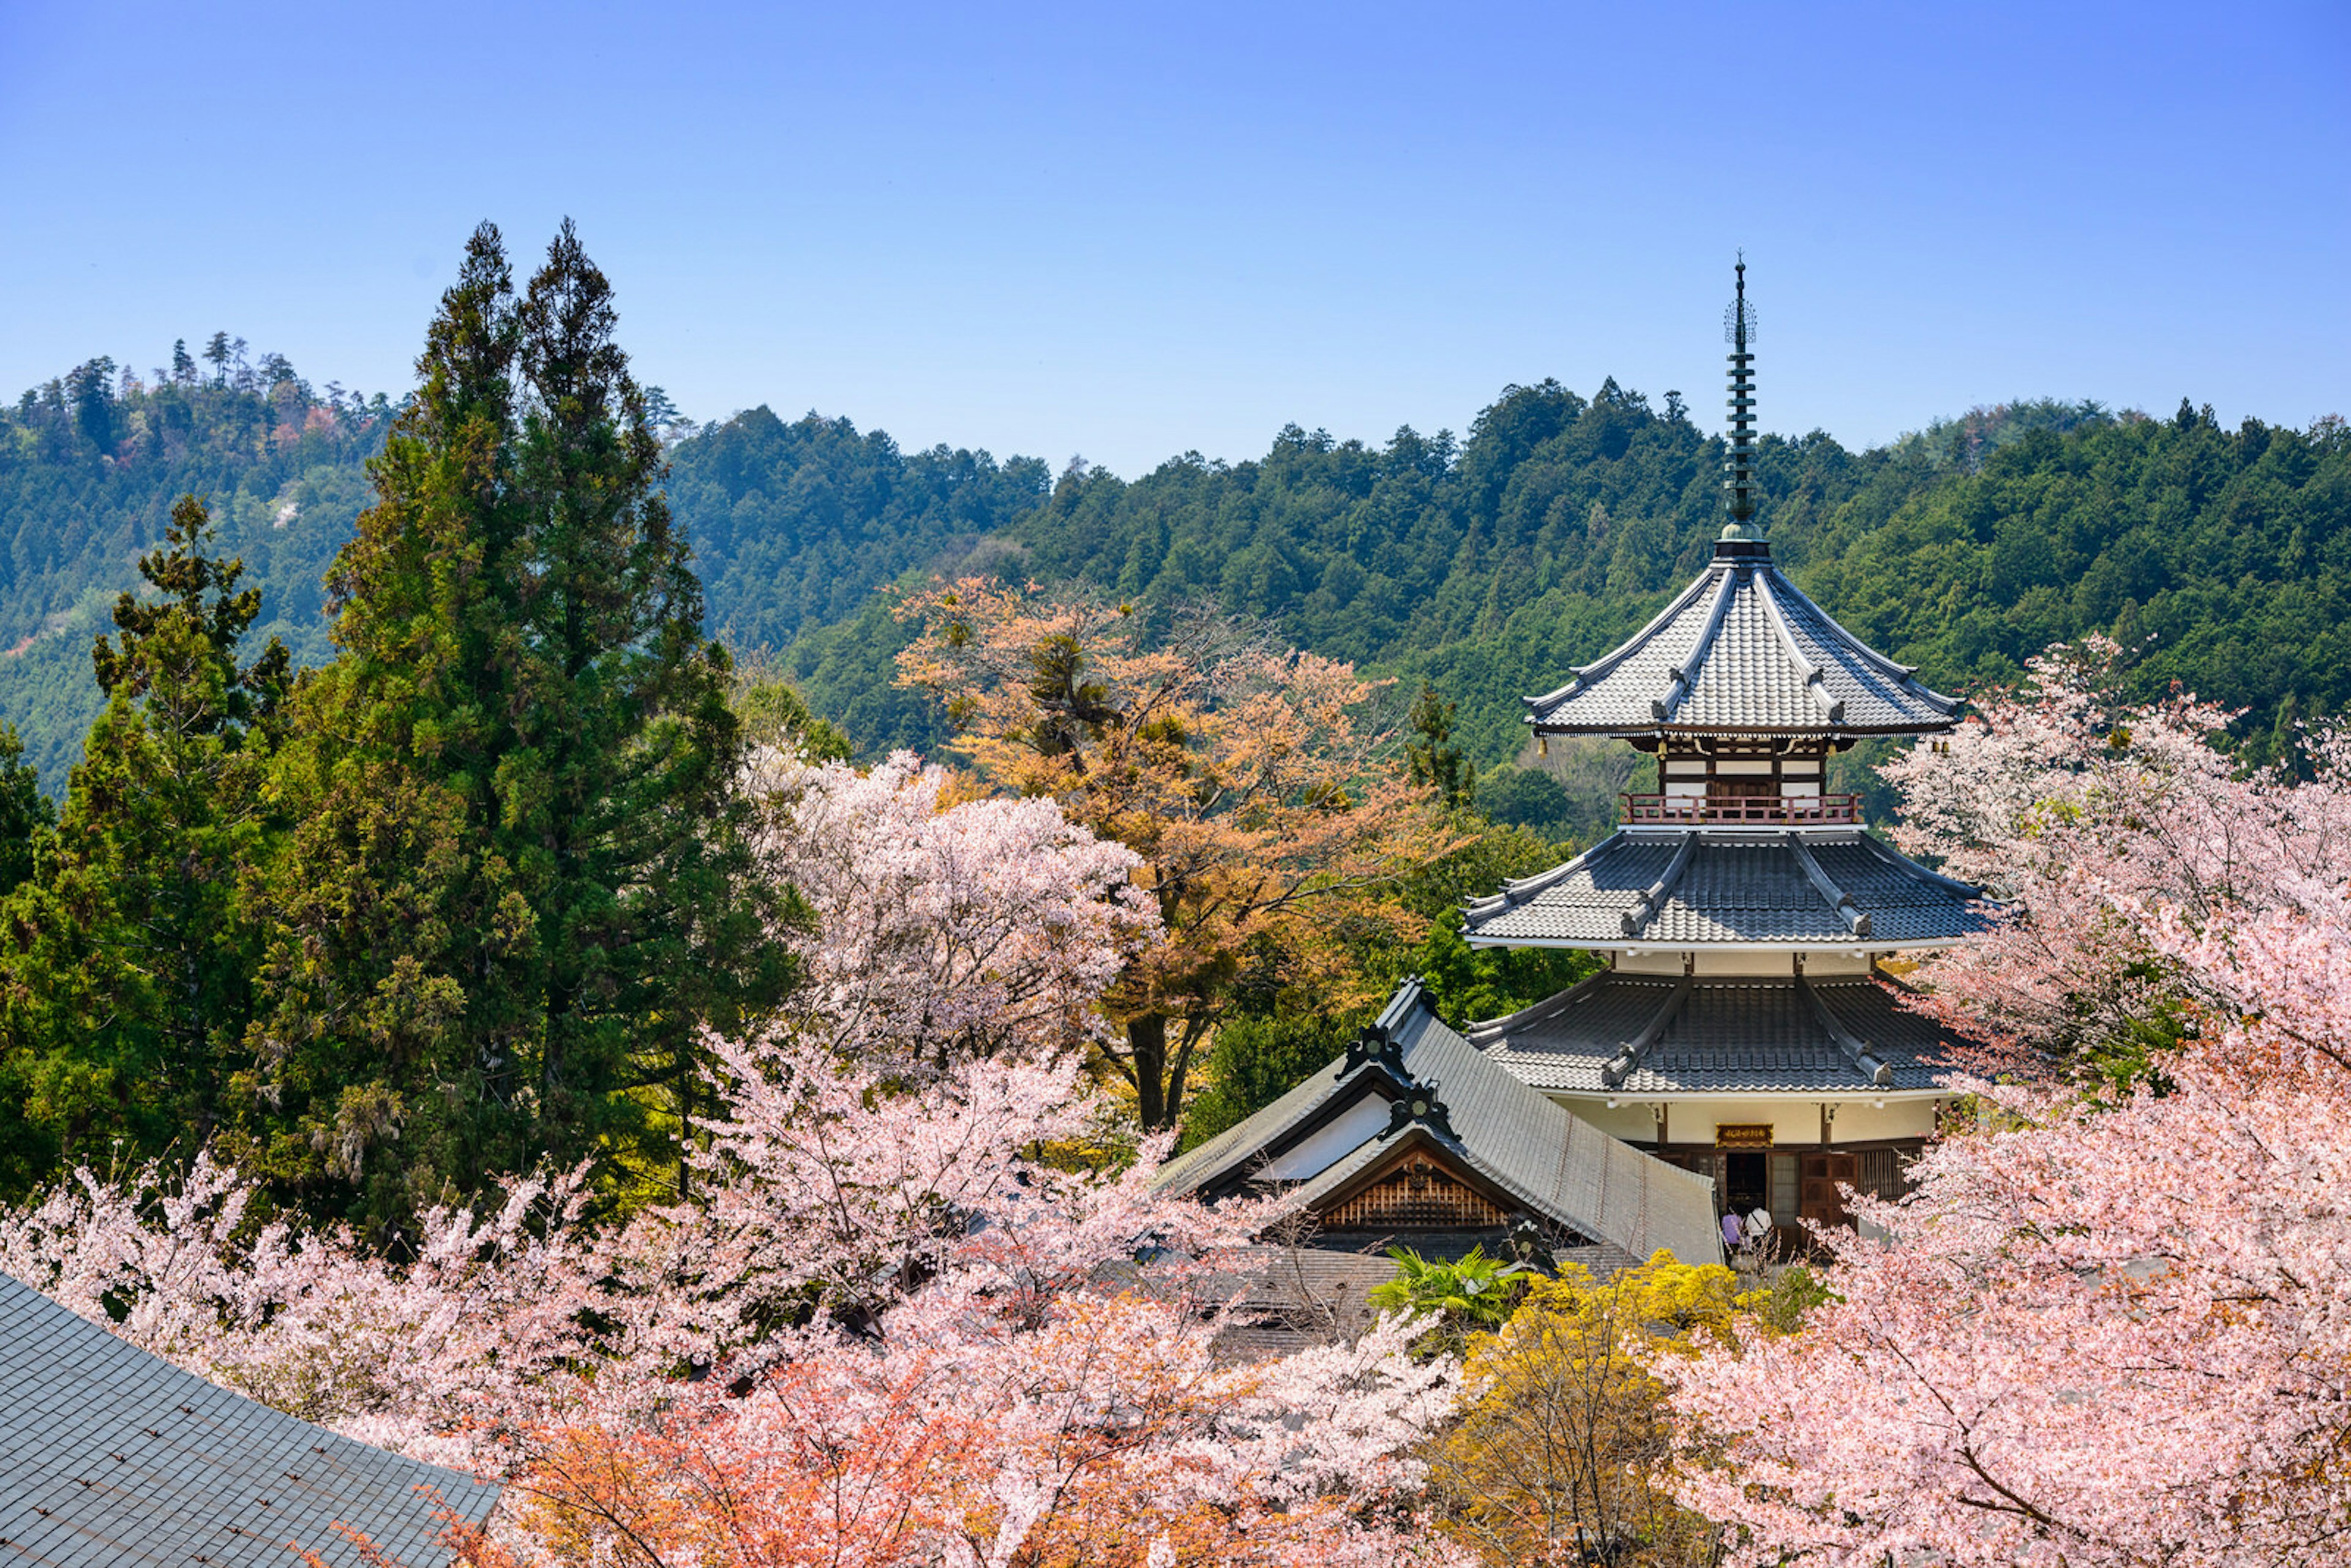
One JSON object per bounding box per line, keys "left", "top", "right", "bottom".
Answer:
{"left": 1880, "top": 635, "right": 2351, "bottom": 1073}
{"left": 0, "top": 1150, "right": 612, "bottom": 1468}
{"left": 518, "top": 1294, "right": 1463, "bottom": 1567}
{"left": 744, "top": 748, "right": 1157, "bottom": 1070}
{"left": 1, "top": 768, "right": 1464, "bottom": 1562}
{"left": 1665, "top": 652, "right": 2351, "bottom": 1567}
{"left": 2, "top": 1039, "right": 1468, "bottom": 1564}
{"left": 0, "top": 730, "right": 1482, "bottom": 1563}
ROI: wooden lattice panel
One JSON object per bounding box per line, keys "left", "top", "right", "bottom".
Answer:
{"left": 1321, "top": 1148, "right": 1509, "bottom": 1231}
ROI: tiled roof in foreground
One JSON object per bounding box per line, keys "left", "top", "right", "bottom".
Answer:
{"left": 1469, "top": 971, "right": 1967, "bottom": 1095}
{"left": 1156, "top": 980, "right": 1723, "bottom": 1269}
{"left": 0, "top": 1270, "right": 497, "bottom": 1568}
{"left": 1524, "top": 539, "right": 1962, "bottom": 737}
{"left": 1461, "top": 828, "right": 1993, "bottom": 949}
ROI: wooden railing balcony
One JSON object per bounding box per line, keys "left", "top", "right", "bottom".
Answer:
{"left": 1621, "top": 792, "right": 1860, "bottom": 825}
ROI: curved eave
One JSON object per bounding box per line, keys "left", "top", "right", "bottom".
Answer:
{"left": 1461, "top": 828, "right": 2002, "bottom": 950}
{"left": 1559, "top": 1086, "right": 1955, "bottom": 1103}
{"left": 1518, "top": 553, "right": 1965, "bottom": 736}
{"left": 1463, "top": 934, "right": 1979, "bottom": 953}
{"left": 1524, "top": 718, "right": 1962, "bottom": 740}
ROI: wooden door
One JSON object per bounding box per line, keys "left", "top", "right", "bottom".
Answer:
{"left": 1709, "top": 776, "right": 1781, "bottom": 821}
{"left": 1799, "top": 1153, "right": 1858, "bottom": 1229}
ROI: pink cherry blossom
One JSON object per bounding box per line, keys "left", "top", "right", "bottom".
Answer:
{"left": 1670, "top": 649, "right": 2351, "bottom": 1567}
{"left": 2, "top": 757, "right": 1468, "bottom": 1564}
{"left": 747, "top": 748, "right": 1158, "bottom": 1069}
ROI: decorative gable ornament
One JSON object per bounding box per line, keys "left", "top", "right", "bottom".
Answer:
{"left": 1341, "top": 1022, "right": 1410, "bottom": 1078}
{"left": 1383, "top": 1081, "right": 1458, "bottom": 1142}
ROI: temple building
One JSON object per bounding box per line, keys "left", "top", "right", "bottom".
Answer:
{"left": 0, "top": 1269, "right": 496, "bottom": 1566}
{"left": 1155, "top": 977, "right": 1724, "bottom": 1278}
{"left": 1460, "top": 260, "right": 1989, "bottom": 1234}
{"left": 1159, "top": 261, "right": 1990, "bottom": 1275}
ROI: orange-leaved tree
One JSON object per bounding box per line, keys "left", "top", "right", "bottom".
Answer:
{"left": 897, "top": 581, "right": 1460, "bottom": 1127}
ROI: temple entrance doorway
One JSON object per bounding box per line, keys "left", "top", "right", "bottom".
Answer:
{"left": 1801, "top": 1152, "right": 1858, "bottom": 1229}
{"left": 1723, "top": 1151, "right": 1768, "bottom": 1217}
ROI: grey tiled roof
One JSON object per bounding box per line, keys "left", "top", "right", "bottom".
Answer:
{"left": 1471, "top": 972, "right": 1965, "bottom": 1094}
{"left": 0, "top": 1270, "right": 497, "bottom": 1567}
{"left": 1154, "top": 1052, "right": 1353, "bottom": 1202}
{"left": 1524, "top": 542, "right": 1960, "bottom": 737}
{"left": 1461, "top": 828, "right": 1992, "bottom": 948}
{"left": 1157, "top": 981, "right": 1723, "bottom": 1269}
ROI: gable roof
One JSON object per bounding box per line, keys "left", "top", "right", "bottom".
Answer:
{"left": 1469, "top": 972, "right": 1968, "bottom": 1095}
{"left": 1157, "top": 981, "right": 1723, "bottom": 1269}
{"left": 0, "top": 1270, "right": 498, "bottom": 1568}
{"left": 1460, "top": 827, "right": 1992, "bottom": 950}
{"left": 1524, "top": 539, "right": 1961, "bottom": 737}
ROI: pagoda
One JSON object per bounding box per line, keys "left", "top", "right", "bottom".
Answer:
{"left": 1153, "top": 262, "right": 1990, "bottom": 1292}
{"left": 1457, "top": 260, "right": 1990, "bottom": 1234}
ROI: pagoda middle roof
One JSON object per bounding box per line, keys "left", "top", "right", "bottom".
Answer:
{"left": 1461, "top": 827, "right": 1993, "bottom": 950}
{"left": 1524, "top": 539, "right": 1961, "bottom": 737}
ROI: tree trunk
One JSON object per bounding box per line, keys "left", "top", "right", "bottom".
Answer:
{"left": 1128, "top": 1011, "right": 1171, "bottom": 1129}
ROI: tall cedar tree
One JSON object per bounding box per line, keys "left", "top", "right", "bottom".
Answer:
{"left": 1405, "top": 682, "right": 1474, "bottom": 809}
{"left": 0, "top": 497, "right": 287, "bottom": 1189}
{"left": 252, "top": 222, "right": 787, "bottom": 1229}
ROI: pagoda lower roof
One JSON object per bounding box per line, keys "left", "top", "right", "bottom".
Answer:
{"left": 1523, "top": 540, "right": 1961, "bottom": 738}
{"left": 1471, "top": 972, "right": 1964, "bottom": 1096}
{"left": 1462, "top": 827, "right": 1992, "bottom": 950}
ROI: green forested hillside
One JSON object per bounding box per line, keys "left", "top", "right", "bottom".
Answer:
{"left": 669, "top": 406, "right": 1052, "bottom": 649}
{"left": 1074, "top": 391, "right": 2343, "bottom": 758}
{"left": 767, "top": 384, "right": 2350, "bottom": 781}
{"left": 0, "top": 349, "right": 394, "bottom": 782}
{"left": 6, "top": 350, "right": 2347, "bottom": 798}
{"left": 0, "top": 374, "right": 1047, "bottom": 787}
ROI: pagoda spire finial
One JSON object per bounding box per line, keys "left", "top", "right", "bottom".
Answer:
{"left": 1723, "top": 252, "right": 1759, "bottom": 530}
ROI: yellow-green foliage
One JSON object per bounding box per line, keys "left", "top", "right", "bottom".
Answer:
{"left": 1427, "top": 1251, "right": 1787, "bottom": 1567}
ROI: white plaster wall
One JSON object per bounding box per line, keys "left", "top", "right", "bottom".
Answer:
{"left": 1257, "top": 1093, "right": 1392, "bottom": 1180}
{"left": 1811, "top": 1098, "right": 1943, "bottom": 1143}
{"left": 1693, "top": 949, "right": 1799, "bottom": 977}
{"left": 1548, "top": 1097, "right": 1666, "bottom": 1143}
{"left": 1551, "top": 1094, "right": 1943, "bottom": 1147}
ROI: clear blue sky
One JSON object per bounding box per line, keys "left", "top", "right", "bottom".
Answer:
{"left": 4, "top": 1, "right": 2344, "bottom": 478}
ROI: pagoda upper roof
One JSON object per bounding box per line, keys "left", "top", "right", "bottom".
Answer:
{"left": 1524, "top": 538, "right": 1961, "bottom": 737}
{"left": 1461, "top": 826, "right": 1992, "bottom": 950}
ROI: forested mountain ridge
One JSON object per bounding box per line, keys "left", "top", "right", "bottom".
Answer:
{"left": 0, "top": 367, "right": 1044, "bottom": 786}
{"left": 6, "top": 347, "right": 2347, "bottom": 799}
{"left": 0, "top": 348, "right": 395, "bottom": 782}
{"left": 669, "top": 405, "right": 1052, "bottom": 651}
{"left": 777, "top": 383, "right": 2350, "bottom": 779}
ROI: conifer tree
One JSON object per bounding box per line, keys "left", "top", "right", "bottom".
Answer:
{"left": 1406, "top": 681, "right": 1475, "bottom": 810}
{"left": 0, "top": 724, "right": 51, "bottom": 899}
{"left": 252, "top": 222, "right": 787, "bottom": 1226}
{"left": 0, "top": 497, "right": 287, "bottom": 1182}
